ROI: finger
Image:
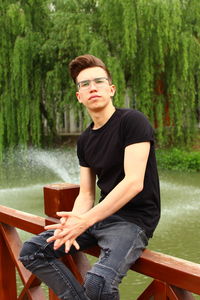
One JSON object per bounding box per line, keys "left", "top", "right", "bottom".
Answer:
{"left": 73, "top": 240, "right": 80, "bottom": 250}
{"left": 54, "top": 235, "right": 72, "bottom": 251}
{"left": 53, "top": 229, "right": 66, "bottom": 249}
{"left": 53, "top": 229, "right": 70, "bottom": 241}
{"left": 46, "top": 229, "right": 63, "bottom": 243}
{"left": 60, "top": 217, "right": 67, "bottom": 225}
{"left": 57, "top": 211, "right": 80, "bottom": 219}
{"left": 46, "top": 228, "right": 59, "bottom": 242}
{"left": 65, "top": 238, "right": 80, "bottom": 252}
{"left": 47, "top": 235, "right": 56, "bottom": 243}
{"left": 54, "top": 238, "right": 64, "bottom": 250}
{"left": 44, "top": 224, "right": 62, "bottom": 230}
{"left": 65, "top": 240, "right": 71, "bottom": 253}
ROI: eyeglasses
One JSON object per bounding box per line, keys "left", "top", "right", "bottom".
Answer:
{"left": 77, "top": 77, "right": 109, "bottom": 91}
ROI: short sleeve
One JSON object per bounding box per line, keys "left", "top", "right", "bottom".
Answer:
{"left": 120, "top": 110, "right": 154, "bottom": 147}
{"left": 77, "top": 134, "right": 90, "bottom": 167}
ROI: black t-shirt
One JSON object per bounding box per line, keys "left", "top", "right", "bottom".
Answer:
{"left": 77, "top": 108, "right": 160, "bottom": 238}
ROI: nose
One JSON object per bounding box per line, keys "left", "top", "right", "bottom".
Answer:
{"left": 89, "top": 80, "right": 97, "bottom": 91}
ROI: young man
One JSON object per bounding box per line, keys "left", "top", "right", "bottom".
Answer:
{"left": 19, "top": 54, "right": 160, "bottom": 300}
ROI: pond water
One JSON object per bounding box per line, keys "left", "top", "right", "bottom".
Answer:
{"left": 0, "top": 147, "right": 200, "bottom": 299}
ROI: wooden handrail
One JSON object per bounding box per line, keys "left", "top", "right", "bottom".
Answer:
{"left": 0, "top": 182, "right": 200, "bottom": 300}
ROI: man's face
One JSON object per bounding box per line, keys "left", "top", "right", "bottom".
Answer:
{"left": 76, "top": 67, "right": 116, "bottom": 112}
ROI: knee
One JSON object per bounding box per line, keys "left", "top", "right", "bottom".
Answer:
{"left": 19, "top": 233, "right": 48, "bottom": 269}
{"left": 19, "top": 231, "right": 53, "bottom": 262}
{"left": 19, "top": 238, "right": 40, "bottom": 267}
{"left": 84, "top": 273, "right": 104, "bottom": 300}
{"left": 84, "top": 272, "right": 119, "bottom": 300}
{"left": 19, "top": 240, "right": 35, "bottom": 258}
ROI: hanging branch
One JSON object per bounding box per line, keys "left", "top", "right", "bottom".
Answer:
{"left": 0, "top": 0, "right": 199, "bottom": 159}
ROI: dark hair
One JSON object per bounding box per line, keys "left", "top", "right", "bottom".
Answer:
{"left": 69, "top": 54, "right": 112, "bottom": 83}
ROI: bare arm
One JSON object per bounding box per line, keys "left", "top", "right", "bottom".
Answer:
{"left": 71, "top": 166, "right": 96, "bottom": 214}
{"left": 82, "top": 141, "right": 150, "bottom": 225}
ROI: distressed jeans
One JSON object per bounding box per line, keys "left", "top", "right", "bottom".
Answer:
{"left": 19, "top": 215, "right": 148, "bottom": 300}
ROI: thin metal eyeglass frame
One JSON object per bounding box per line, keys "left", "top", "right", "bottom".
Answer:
{"left": 76, "top": 77, "right": 109, "bottom": 90}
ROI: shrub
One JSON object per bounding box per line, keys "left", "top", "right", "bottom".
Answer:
{"left": 156, "top": 148, "right": 200, "bottom": 172}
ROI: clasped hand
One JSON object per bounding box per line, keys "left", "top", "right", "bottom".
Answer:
{"left": 44, "top": 211, "right": 88, "bottom": 253}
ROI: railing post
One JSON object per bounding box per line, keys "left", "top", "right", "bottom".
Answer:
{"left": 0, "top": 224, "right": 17, "bottom": 300}
{"left": 43, "top": 183, "right": 91, "bottom": 282}
{"left": 43, "top": 183, "right": 80, "bottom": 218}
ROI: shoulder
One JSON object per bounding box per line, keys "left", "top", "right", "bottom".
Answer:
{"left": 77, "top": 125, "right": 91, "bottom": 145}
{"left": 117, "top": 108, "right": 152, "bottom": 128}
{"left": 116, "top": 108, "right": 154, "bottom": 146}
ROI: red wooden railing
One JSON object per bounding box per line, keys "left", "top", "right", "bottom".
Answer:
{"left": 0, "top": 183, "right": 200, "bottom": 300}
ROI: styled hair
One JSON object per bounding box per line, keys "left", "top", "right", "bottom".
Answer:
{"left": 69, "top": 54, "right": 112, "bottom": 83}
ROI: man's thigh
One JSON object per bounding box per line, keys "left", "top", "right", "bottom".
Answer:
{"left": 83, "top": 215, "right": 148, "bottom": 299}
{"left": 90, "top": 215, "right": 148, "bottom": 279}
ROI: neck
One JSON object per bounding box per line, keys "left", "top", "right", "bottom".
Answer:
{"left": 89, "top": 104, "right": 116, "bottom": 129}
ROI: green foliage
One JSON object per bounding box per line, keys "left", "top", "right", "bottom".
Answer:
{"left": 156, "top": 148, "right": 200, "bottom": 172}
{"left": 0, "top": 0, "right": 49, "bottom": 153}
{"left": 0, "top": 0, "right": 200, "bottom": 158}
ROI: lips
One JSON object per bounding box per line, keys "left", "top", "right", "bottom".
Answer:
{"left": 88, "top": 95, "right": 100, "bottom": 100}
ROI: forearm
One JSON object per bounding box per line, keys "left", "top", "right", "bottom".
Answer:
{"left": 82, "top": 176, "right": 143, "bottom": 227}
{"left": 72, "top": 192, "right": 95, "bottom": 215}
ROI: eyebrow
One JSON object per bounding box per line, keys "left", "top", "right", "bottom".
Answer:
{"left": 78, "top": 77, "right": 107, "bottom": 84}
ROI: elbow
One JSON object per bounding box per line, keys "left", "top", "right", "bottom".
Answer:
{"left": 138, "top": 183, "right": 144, "bottom": 193}
{"left": 125, "top": 177, "right": 144, "bottom": 195}
{"left": 134, "top": 182, "right": 144, "bottom": 194}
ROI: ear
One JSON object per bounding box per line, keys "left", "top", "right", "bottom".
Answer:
{"left": 76, "top": 91, "right": 82, "bottom": 103}
{"left": 110, "top": 84, "right": 116, "bottom": 97}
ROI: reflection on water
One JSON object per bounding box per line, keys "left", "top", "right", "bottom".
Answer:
{"left": 0, "top": 148, "right": 200, "bottom": 299}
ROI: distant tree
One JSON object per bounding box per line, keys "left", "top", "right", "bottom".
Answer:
{"left": 0, "top": 0, "right": 51, "bottom": 158}
{"left": 44, "top": 0, "right": 200, "bottom": 147}
{"left": 0, "top": 0, "right": 199, "bottom": 159}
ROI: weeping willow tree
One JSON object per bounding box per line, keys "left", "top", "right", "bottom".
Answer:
{"left": 0, "top": 0, "right": 199, "bottom": 159}
{"left": 44, "top": 0, "right": 200, "bottom": 147}
{"left": 95, "top": 0, "right": 200, "bottom": 146}
{"left": 131, "top": 0, "right": 200, "bottom": 146}
{"left": 0, "top": 0, "right": 50, "bottom": 159}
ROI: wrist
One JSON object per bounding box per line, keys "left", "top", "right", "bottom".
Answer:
{"left": 82, "top": 211, "right": 97, "bottom": 228}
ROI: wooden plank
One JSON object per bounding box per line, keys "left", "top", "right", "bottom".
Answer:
{"left": 132, "top": 249, "right": 200, "bottom": 295}
{"left": 18, "top": 274, "right": 45, "bottom": 300}
{"left": 72, "top": 252, "right": 91, "bottom": 281}
{"left": 0, "top": 205, "right": 45, "bottom": 234}
{"left": 0, "top": 205, "right": 58, "bottom": 234}
{"left": 170, "top": 286, "right": 196, "bottom": 300}
{"left": 0, "top": 225, "right": 17, "bottom": 300}
{"left": 0, "top": 223, "right": 31, "bottom": 283}
{"left": 136, "top": 280, "right": 156, "bottom": 300}
{"left": 19, "top": 285, "right": 46, "bottom": 300}
{"left": 1, "top": 205, "right": 200, "bottom": 296}
{"left": 84, "top": 245, "right": 200, "bottom": 295}
{"left": 153, "top": 280, "right": 167, "bottom": 300}
{"left": 0, "top": 223, "right": 46, "bottom": 300}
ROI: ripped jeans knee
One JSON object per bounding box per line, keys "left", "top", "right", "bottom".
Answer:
{"left": 84, "top": 267, "right": 119, "bottom": 300}
{"left": 19, "top": 233, "right": 90, "bottom": 300}
{"left": 19, "top": 231, "right": 56, "bottom": 270}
